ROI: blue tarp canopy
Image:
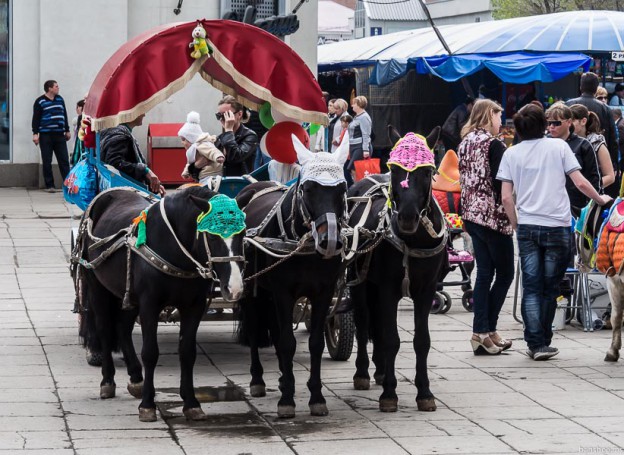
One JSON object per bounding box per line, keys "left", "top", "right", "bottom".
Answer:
{"left": 403, "top": 52, "right": 589, "bottom": 84}
{"left": 318, "top": 10, "right": 621, "bottom": 85}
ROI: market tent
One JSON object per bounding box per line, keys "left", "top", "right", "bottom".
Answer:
{"left": 85, "top": 20, "right": 328, "bottom": 130}
{"left": 318, "top": 10, "right": 623, "bottom": 85}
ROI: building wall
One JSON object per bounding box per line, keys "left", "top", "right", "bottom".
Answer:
{"left": 6, "top": 0, "right": 318, "bottom": 186}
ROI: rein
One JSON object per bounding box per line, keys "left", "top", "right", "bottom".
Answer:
{"left": 71, "top": 188, "right": 244, "bottom": 309}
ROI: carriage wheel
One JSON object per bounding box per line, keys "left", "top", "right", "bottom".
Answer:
{"left": 430, "top": 292, "right": 445, "bottom": 314}
{"left": 438, "top": 291, "right": 452, "bottom": 314}
{"left": 462, "top": 290, "right": 474, "bottom": 312}
{"left": 325, "top": 310, "right": 355, "bottom": 361}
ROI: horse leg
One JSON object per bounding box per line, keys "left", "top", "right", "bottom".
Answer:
{"left": 606, "top": 275, "right": 624, "bottom": 362}
{"left": 117, "top": 308, "right": 143, "bottom": 398}
{"left": 412, "top": 287, "right": 437, "bottom": 412}
{"left": 138, "top": 307, "right": 160, "bottom": 422}
{"left": 273, "top": 293, "right": 297, "bottom": 418}
{"left": 86, "top": 274, "right": 118, "bottom": 399}
{"left": 352, "top": 282, "right": 372, "bottom": 390}
{"left": 307, "top": 293, "right": 332, "bottom": 416}
{"left": 178, "top": 297, "right": 208, "bottom": 421}
{"left": 377, "top": 290, "right": 400, "bottom": 412}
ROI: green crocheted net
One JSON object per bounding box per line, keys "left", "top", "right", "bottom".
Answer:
{"left": 197, "top": 194, "right": 246, "bottom": 238}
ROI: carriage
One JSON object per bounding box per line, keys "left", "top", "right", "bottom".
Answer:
{"left": 68, "top": 19, "right": 355, "bottom": 360}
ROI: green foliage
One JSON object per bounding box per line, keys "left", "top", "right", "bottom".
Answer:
{"left": 492, "top": 0, "right": 624, "bottom": 19}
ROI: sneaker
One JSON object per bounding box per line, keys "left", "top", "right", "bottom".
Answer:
{"left": 532, "top": 346, "right": 559, "bottom": 361}
{"left": 45, "top": 187, "right": 57, "bottom": 193}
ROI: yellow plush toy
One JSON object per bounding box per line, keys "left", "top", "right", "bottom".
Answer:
{"left": 189, "top": 23, "right": 210, "bottom": 59}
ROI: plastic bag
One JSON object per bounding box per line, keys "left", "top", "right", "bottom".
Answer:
{"left": 354, "top": 158, "right": 381, "bottom": 182}
{"left": 63, "top": 158, "right": 97, "bottom": 210}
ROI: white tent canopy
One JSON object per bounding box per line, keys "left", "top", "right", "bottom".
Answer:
{"left": 318, "top": 10, "right": 624, "bottom": 71}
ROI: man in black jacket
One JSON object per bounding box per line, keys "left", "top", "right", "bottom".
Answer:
{"left": 566, "top": 72, "right": 618, "bottom": 197}
{"left": 100, "top": 114, "right": 165, "bottom": 196}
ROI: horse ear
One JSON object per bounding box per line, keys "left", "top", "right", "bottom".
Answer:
{"left": 292, "top": 134, "right": 315, "bottom": 166}
{"left": 189, "top": 194, "right": 211, "bottom": 213}
{"left": 387, "top": 124, "right": 401, "bottom": 145}
{"left": 332, "top": 131, "right": 350, "bottom": 166}
{"left": 425, "top": 126, "right": 441, "bottom": 150}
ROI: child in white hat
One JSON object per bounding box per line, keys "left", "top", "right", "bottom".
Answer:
{"left": 179, "top": 111, "right": 224, "bottom": 184}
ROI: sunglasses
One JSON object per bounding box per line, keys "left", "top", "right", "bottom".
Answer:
{"left": 598, "top": 96, "right": 608, "bottom": 100}
{"left": 215, "top": 110, "right": 239, "bottom": 121}
{"left": 547, "top": 120, "right": 563, "bottom": 127}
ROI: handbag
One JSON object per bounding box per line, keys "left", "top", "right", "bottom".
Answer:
{"left": 63, "top": 157, "right": 98, "bottom": 210}
{"left": 354, "top": 158, "right": 380, "bottom": 182}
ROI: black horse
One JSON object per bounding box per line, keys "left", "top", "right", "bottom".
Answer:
{"left": 76, "top": 186, "right": 245, "bottom": 422}
{"left": 348, "top": 127, "right": 447, "bottom": 412}
{"left": 236, "top": 134, "right": 350, "bottom": 418}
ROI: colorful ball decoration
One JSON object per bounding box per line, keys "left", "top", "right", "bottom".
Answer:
{"left": 271, "top": 106, "right": 298, "bottom": 124}
{"left": 265, "top": 121, "right": 309, "bottom": 164}
{"left": 309, "top": 123, "right": 322, "bottom": 135}
{"left": 259, "top": 102, "right": 275, "bottom": 129}
{"left": 259, "top": 132, "right": 270, "bottom": 157}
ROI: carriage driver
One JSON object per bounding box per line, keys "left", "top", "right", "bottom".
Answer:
{"left": 100, "top": 113, "right": 166, "bottom": 196}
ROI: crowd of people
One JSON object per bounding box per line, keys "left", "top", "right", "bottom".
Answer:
{"left": 36, "top": 71, "right": 624, "bottom": 362}
{"left": 458, "top": 72, "right": 617, "bottom": 360}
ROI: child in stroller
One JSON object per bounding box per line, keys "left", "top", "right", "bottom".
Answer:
{"left": 430, "top": 149, "right": 475, "bottom": 314}
{"left": 430, "top": 213, "right": 475, "bottom": 314}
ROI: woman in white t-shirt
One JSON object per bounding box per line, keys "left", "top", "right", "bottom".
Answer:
{"left": 497, "top": 104, "right": 611, "bottom": 361}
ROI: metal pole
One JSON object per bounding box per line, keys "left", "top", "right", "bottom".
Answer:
{"left": 417, "top": 0, "right": 474, "bottom": 98}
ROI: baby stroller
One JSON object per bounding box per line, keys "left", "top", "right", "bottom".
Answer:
{"left": 429, "top": 149, "right": 475, "bottom": 314}
{"left": 430, "top": 213, "right": 475, "bottom": 314}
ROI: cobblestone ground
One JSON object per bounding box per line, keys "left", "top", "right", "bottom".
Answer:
{"left": 2, "top": 187, "right": 624, "bottom": 454}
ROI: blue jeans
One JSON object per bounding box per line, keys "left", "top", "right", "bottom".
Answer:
{"left": 464, "top": 221, "right": 515, "bottom": 334}
{"left": 517, "top": 224, "right": 571, "bottom": 350}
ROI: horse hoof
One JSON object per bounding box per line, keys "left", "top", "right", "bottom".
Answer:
{"left": 277, "top": 405, "right": 296, "bottom": 418}
{"left": 127, "top": 381, "right": 143, "bottom": 399}
{"left": 100, "top": 384, "right": 116, "bottom": 399}
{"left": 379, "top": 398, "right": 398, "bottom": 412}
{"left": 353, "top": 377, "right": 370, "bottom": 390}
{"left": 184, "top": 407, "right": 208, "bottom": 421}
{"left": 138, "top": 407, "right": 157, "bottom": 422}
{"left": 250, "top": 384, "right": 266, "bottom": 398}
{"left": 374, "top": 374, "right": 385, "bottom": 385}
{"left": 416, "top": 397, "right": 437, "bottom": 412}
{"left": 309, "top": 403, "right": 328, "bottom": 416}
{"left": 605, "top": 350, "right": 620, "bottom": 362}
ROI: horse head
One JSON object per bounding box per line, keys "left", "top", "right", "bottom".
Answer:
{"left": 291, "top": 132, "right": 350, "bottom": 258}
{"left": 187, "top": 189, "right": 246, "bottom": 301}
{"left": 387, "top": 127, "right": 440, "bottom": 235}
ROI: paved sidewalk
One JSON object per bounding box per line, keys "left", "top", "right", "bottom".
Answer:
{"left": 2, "top": 187, "right": 624, "bottom": 454}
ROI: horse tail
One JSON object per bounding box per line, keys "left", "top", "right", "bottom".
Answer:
{"left": 78, "top": 276, "right": 104, "bottom": 352}
{"left": 235, "top": 289, "right": 274, "bottom": 348}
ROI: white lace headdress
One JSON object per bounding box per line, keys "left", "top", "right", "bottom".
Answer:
{"left": 292, "top": 132, "right": 350, "bottom": 186}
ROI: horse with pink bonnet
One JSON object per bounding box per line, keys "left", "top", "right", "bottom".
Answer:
{"left": 346, "top": 127, "right": 448, "bottom": 412}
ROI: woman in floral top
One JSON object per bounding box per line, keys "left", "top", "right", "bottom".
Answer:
{"left": 458, "top": 99, "right": 514, "bottom": 356}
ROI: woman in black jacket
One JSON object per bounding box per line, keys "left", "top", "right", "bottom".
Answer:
{"left": 190, "top": 95, "right": 259, "bottom": 177}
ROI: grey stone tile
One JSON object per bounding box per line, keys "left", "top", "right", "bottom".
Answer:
{"left": 292, "top": 438, "right": 409, "bottom": 455}
{"left": 394, "top": 435, "right": 514, "bottom": 454}
{"left": 0, "top": 431, "right": 70, "bottom": 450}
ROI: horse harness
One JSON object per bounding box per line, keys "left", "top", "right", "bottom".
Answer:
{"left": 242, "top": 180, "right": 350, "bottom": 282}
{"left": 71, "top": 188, "right": 243, "bottom": 310}
{"left": 346, "top": 176, "right": 447, "bottom": 297}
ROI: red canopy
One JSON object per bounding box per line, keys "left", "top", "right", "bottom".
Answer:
{"left": 84, "top": 20, "right": 327, "bottom": 131}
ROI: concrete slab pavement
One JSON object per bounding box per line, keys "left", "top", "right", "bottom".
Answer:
{"left": 1, "top": 187, "right": 624, "bottom": 454}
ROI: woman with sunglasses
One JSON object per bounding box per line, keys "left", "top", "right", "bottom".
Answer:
{"left": 596, "top": 86, "right": 609, "bottom": 104}
{"left": 545, "top": 102, "right": 601, "bottom": 218}
{"left": 190, "top": 95, "right": 258, "bottom": 177}
{"left": 570, "top": 104, "right": 615, "bottom": 191}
